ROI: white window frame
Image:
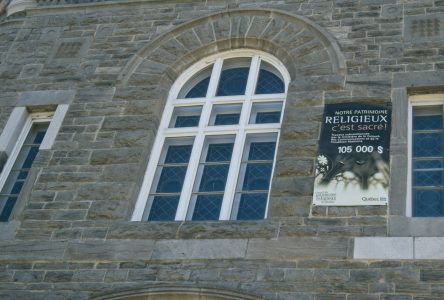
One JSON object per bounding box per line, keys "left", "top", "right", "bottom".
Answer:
{"left": 0, "top": 105, "right": 68, "bottom": 219}
{"left": 407, "top": 94, "right": 444, "bottom": 217}
{"left": 132, "top": 49, "right": 290, "bottom": 221}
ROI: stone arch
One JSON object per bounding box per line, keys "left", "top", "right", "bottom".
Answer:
{"left": 117, "top": 8, "right": 346, "bottom": 90}
{"left": 91, "top": 285, "right": 259, "bottom": 300}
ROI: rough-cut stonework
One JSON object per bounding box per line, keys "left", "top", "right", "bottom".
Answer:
{"left": 0, "top": 0, "right": 444, "bottom": 299}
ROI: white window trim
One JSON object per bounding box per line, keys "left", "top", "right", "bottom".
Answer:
{"left": 0, "top": 105, "right": 68, "bottom": 215}
{"left": 407, "top": 94, "right": 444, "bottom": 217}
{"left": 132, "top": 50, "right": 290, "bottom": 221}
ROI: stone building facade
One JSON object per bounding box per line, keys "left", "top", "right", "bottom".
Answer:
{"left": 0, "top": 0, "right": 444, "bottom": 299}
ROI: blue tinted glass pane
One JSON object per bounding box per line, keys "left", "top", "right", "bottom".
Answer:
{"left": 10, "top": 181, "right": 24, "bottom": 195}
{"left": 414, "top": 115, "right": 443, "bottom": 130}
{"left": 214, "top": 113, "right": 240, "bottom": 125}
{"left": 414, "top": 160, "right": 444, "bottom": 169}
{"left": 206, "top": 143, "right": 234, "bottom": 162}
{"left": 198, "top": 165, "right": 229, "bottom": 192}
{"left": 33, "top": 130, "right": 47, "bottom": 144}
{"left": 164, "top": 145, "right": 193, "bottom": 164}
{"left": 413, "top": 189, "right": 444, "bottom": 217}
{"left": 185, "top": 77, "right": 210, "bottom": 98}
{"left": 414, "top": 170, "right": 444, "bottom": 186}
{"left": 0, "top": 197, "right": 17, "bottom": 222}
{"left": 248, "top": 142, "right": 276, "bottom": 160}
{"left": 255, "top": 69, "right": 285, "bottom": 94}
{"left": 156, "top": 166, "right": 187, "bottom": 193}
{"left": 175, "top": 116, "right": 200, "bottom": 128}
{"left": 17, "top": 171, "right": 28, "bottom": 180}
{"left": 192, "top": 195, "right": 222, "bottom": 220}
{"left": 216, "top": 67, "right": 249, "bottom": 96}
{"left": 237, "top": 193, "right": 267, "bottom": 220}
{"left": 255, "top": 111, "right": 281, "bottom": 124}
{"left": 413, "top": 133, "right": 443, "bottom": 157}
{"left": 21, "top": 147, "right": 39, "bottom": 169}
{"left": 242, "top": 163, "right": 272, "bottom": 191}
{"left": 148, "top": 196, "right": 179, "bottom": 221}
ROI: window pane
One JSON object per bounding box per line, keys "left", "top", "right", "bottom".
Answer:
{"left": 413, "top": 189, "right": 444, "bottom": 217}
{"left": 0, "top": 122, "right": 49, "bottom": 222}
{"left": 179, "top": 65, "right": 212, "bottom": 99}
{"left": 189, "top": 137, "right": 234, "bottom": 220}
{"left": 413, "top": 105, "right": 443, "bottom": 130}
{"left": 185, "top": 77, "right": 210, "bottom": 98}
{"left": 216, "top": 67, "right": 249, "bottom": 96}
{"left": 192, "top": 195, "right": 223, "bottom": 220}
{"left": 156, "top": 166, "right": 188, "bottom": 193}
{"left": 413, "top": 133, "right": 443, "bottom": 157}
{"left": 255, "top": 69, "right": 285, "bottom": 94}
{"left": 0, "top": 196, "right": 17, "bottom": 222}
{"left": 148, "top": 196, "right": 180, "bottom": 221}
{"left": 214, "top": 113, "right": 240, "bottom": 125}
{"left": 256, "top": 111, "right": 281, "bottom": 124}
{"left": 198, "top": 165, "right": 230, "bottom": 192}
{"left": 236, "top": 193, "right": 267, "bottom": 220}
{"left": 164, "top": 145, "right": 193, "bottom": 163}
{"left": 232, "top": 135, "right": 276, "bottom": 220}
{"left": 249, "top": 142, "right": 276, "bottom": 160}
{"left": 209, "top": 104, "right": 242, "bottom": 126}
{"left": 175, "top": 116, "right": 200, "bottom": 128}
{"left": 242, "top": 163, "right": 273, "bottom": 191}
{"left": 414, "top": 170, "right": 444, "bottom": 186}
{"left": 206, "top": 143, "right": 234, "bottom": 162}
{"left": 249, "top": 102, "right": 283, "bottom": 124}
{"left": 170, "top": 106, "right": 202, "bottom": 128}
{"left": 146, "top": 139, "right": 194, "bottom": 221}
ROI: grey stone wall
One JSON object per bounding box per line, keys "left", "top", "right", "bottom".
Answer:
{"left": 0, "top": 0, "right": 443, "bottom": 299}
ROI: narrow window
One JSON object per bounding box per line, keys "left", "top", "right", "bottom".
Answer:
{"left": 132, "top": 51, "right": 290, "bottom": 221}
{"left": 412, "top": 105, "right": 444, "bottom": 216}
{"left": 0, "top": 105, "right": 68, "bottom": 221}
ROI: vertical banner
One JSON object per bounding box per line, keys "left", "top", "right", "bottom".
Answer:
{"left": 313, "top": 103, "right": 392, "bottom": 206}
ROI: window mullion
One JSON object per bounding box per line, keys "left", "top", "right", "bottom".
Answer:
{"left": 219, "top": 131, "right": 246, "bottom": 220}
{"left": 175, "top": 132, "right": 204, "bottom": 220}
{"left": 0, "top": 117, "right": 33, "bottom": 192}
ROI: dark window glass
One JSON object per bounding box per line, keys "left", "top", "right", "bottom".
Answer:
{"left": 236, "top": 193, "right": 267, "bottom": 220}
{"left": 185, "top": 77, "right": 210, "bottom": 98}
{"left": 198, "top": 165, "right": 230, "bottom": 192}
{"left": 412, "top": 106, "right": 444, "bottom": 217}
{"left": 248, "top": 142, "right": 276, "bottom": 160}
{"left": 174, "top": 115, "right": 200, "bottom": 128}
{"left": 148, "top": 196, "right": 180, "bottom": 221}
{"left": 216, "top": 67, "right": 249, "bottom": 96}
{"left": 0, "top": 123, "right": 49, "bottom": 222}
{"left": 214, "top": 113, "right": 240, "bottom": 125}
{"left": 192, "top": 195, "right": 223, "bottom": 220}
{"left": 255, "top": 69, "right": 285, "bottom": 94}
{"left": 256, "top": 111, "right": 281, "bottom": 124}
{"left": 164, "top": 145, "right": 193, "bottom": 164}
{"left": 147, "top": 141, "right": 193, "bottom": 221}
{"left": 232, "top": 140, "right": 276, "bottom": 220}
{"left": 206, "top": 143, "right": 234, "bottom": 162}
{"left": 413, "top": 189, "right": 444, "bottom": 217}
{"left": 242, "top": 163, "right": 273, "bottom": 191}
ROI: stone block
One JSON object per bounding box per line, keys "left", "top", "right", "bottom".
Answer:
{"left": 0, "top": 241, "right": 66, "bottom": 260}
{"left": 17, "top": 90, "right": 75, "bottom": 106}
{"left": 65, "top": 240, "right": 155, "bottom": 261}
{"left": 354, "top": 237, "right": 413, "bottom": 259}
{"left": 107, "top": 222, "right": 180, "bottom": 240}
{"left": 415, "top": 237, "right": 444, "bottom": 259}
{"left": 152, "top": 239, "right": 247, "bottom": 260}
{"left": 247, "top": 237, "right": 349, "bottom": 260}
{"left": 177, "top": 220, "right": 278, "bottom": 239}
{"left": 90, "top": 148, "right": 142, "bottom": 165}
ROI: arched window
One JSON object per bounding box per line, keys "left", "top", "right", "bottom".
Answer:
{"left": 132, "top": 50, "right": 290, "bottom": 221}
